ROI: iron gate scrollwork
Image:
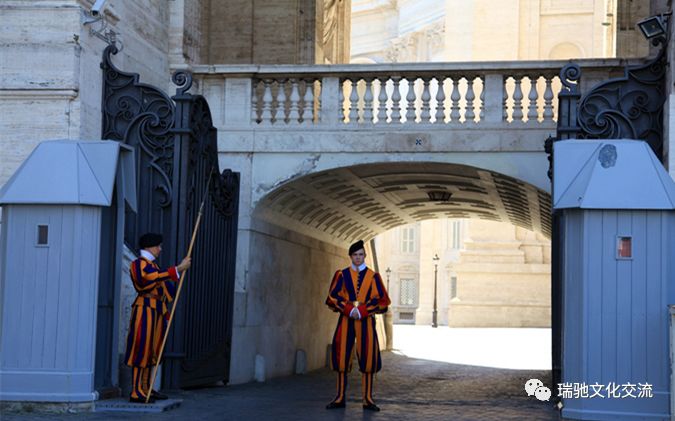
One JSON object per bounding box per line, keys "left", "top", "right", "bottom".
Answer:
{"left": 101, "top": 45, "right": 177, "bottom": 256}
{"left": 551, "top": 32, "right": 668, "bottom": 166}
{"left": 101, "top": 46, "right": 239, "bottom": 388}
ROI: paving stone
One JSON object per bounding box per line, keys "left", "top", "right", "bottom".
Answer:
{"left": 1, "top": 352, "right": 561, "bottom": 421}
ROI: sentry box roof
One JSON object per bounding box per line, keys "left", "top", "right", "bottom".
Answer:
{"left": 553, "top": 139, "right": 675, "bottom": 210}
{"left": 0, "top": 139, "right": 137, "bottom": 211}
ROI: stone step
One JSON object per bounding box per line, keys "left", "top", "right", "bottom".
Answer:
{"left": 94, "top": 398, "right": 182, "bottom": 413}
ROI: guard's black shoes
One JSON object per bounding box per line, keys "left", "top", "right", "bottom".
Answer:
{"left": 151, "top": 391, "right": 168, "bottom": 400}
{"left": 326, "top": 400, "right": 346, "bottom": 409}
{"left": 129, "top": 395, "right": 155, "bottom": 404}
{"left": 363, "top": 402, "right": 380, "bottom": 411}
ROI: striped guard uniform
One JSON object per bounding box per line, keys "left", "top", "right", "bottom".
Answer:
{"left": 124, "top": 254, "right": 179, "bottom": 399}
{"left": 325, "top": 266, "right": 391, "bottom": 374}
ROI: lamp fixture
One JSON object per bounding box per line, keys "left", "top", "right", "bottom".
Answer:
{"left": 637, "top": 14, "right": 668, "bottom": 39}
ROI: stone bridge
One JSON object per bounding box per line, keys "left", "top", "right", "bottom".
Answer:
{"left": 191, "top": 59, "right": 626, "bottom": 384}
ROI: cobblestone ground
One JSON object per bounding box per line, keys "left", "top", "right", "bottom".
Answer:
{"left": 3, "top": 351, "right": 560, "bottom": 421}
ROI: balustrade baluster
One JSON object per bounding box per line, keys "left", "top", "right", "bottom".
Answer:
{"left": 543, "top": 76, "right": 554, "bottom": 121}
{"left": 512, "top": 76, "right": 524, "bottom": 122}
{"left": 251, "top": 80, "right": 260, "bottom": 123}
{"left": 450, "top": 78, "right": 461, "bottom": 122}
{"left": 338, "top": 79, "right": 345, "bottom": 123}
{"left": 435, "top": 77, "right": 446, "bottom": 123}
{"left": 503, "top": 77, "right": 510, "bottom": 122}
{"left": 405, "top": 77, "right": 416, "bottom": 123}
{"left": 261, "top": 79, "right": 273, "bottom": 123}
{"left": 363, "top": 78, "right": 374, "bottom": 123}
{"left": 527, "top": 76, "right": 538, "bottom": 122}
{"left": 288, "top": 79, "right": 301, "bottom": 123}
{"left": 420, "top": 78, "right": 432, "bottom": 123}
{"left": 277, "top": 79, "right": 288, "bottom": 123}
{"left": 349, "top": 79, "right": 360, "bottom": 123}
{"left": 391, "top": 78, "right": 402, "bottom": 123}
{"left": 465, "top": 77, "right": 476, "bottom": 122}
{"left": 479, "top": 77, "right": 485, "bottom": 121}
{"left": 377, "top": 78, "right": 388, "bottom": 123}
{"left": 313, "top": 80, "right": 321, "bottom": 123}
{"left": 300, "top": 79, "right": 311, "bottom": 123}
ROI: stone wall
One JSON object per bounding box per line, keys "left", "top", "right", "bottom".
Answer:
{"left": 448, "top": 221, "right": 550, "bottom": 328}
{"left": 205, "top": 0, "right": 332, "bottom": 65}
{"left": 0, "top": 0, "right": 171, "bottom": 187}
{"left": 201, "top": 0, "right": 351, "bottom": 65}
{"left": 169, "top": 0, "right": 206, "bottom": 68}
{"left": 228, "top": 218, "right": 348, "bottom": 384}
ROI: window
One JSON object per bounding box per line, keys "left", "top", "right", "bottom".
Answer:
{"left": 37, "top": 224, "right": 49, "bottom": 246}
{"left": 617, "top": 236, "right": 632, "bottom": 259}
{"left": 399, "top": 278, "right": 417, "bottom": 306}
{"left": 399, "top": 312, "right": 415, "bottom": 321}
{"left": 451, "top": 221, "right": 461, "bottom": 249}
{"left": 450, "top": 276, "right": 458, "bottom": 299}
{"left": 400, "top": 227, "right": 416, "bottom": 253}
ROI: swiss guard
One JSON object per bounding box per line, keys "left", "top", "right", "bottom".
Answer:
{"left": 325, "top": 240, "right": 391, "bottom": 411}
{"left": 124, "top": 233, "right": 191, "bottom": 403}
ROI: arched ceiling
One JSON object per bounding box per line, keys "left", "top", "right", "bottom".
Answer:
{"left": 255, "top": 162, "right": 551, "bottom": 247}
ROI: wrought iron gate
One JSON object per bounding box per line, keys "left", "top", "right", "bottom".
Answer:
{"left": 100, "top": 45, "right": 239, "bottom": 388}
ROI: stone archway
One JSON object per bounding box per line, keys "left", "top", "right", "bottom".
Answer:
{"left": 227, "top": 160, "right": 552, "bottom": 384}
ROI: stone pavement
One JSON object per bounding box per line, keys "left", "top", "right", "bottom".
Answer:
{"left": 3, "top": 350, "right": 560, "bottom": 421}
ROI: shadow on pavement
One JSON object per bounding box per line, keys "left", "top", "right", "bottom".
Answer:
{"left": 2, "top": 351, "right": 562, "bottom": 421}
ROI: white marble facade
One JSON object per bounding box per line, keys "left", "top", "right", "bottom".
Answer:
{"left": 375, "top": 220, "right": 551, "bottom": 327}
{"left": 351, "top": 0, "right": 618, "bottom": 64}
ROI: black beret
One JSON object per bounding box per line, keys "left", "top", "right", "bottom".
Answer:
{"left": 348, "top": 240, "right": 365, "bottom": 255}
{"left": 139, "top": 232, "right": 163, "bottom": 249}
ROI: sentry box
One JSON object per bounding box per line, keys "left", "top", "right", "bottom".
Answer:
{"left": 0, "top": 140, "right": 136, "bottom": 403}
{"left": 553, "top": 139, "right": 675, "bottom": 420}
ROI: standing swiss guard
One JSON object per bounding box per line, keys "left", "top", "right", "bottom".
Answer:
{"left": 124, "top": 233, "right": 191, "bottom": 403}
{"left": 325, "top": 240, "right": 391, "bottom": 411}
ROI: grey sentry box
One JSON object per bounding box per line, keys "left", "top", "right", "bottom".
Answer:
{"left": 553, "top": 139, "right": 675, "bottom": 420}
{"left": 0, "top": 140, "right": 136, "bottom": 402}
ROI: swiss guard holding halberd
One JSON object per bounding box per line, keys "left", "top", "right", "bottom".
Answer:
{"left": 325, "top": 240, "right": 391, "bottom": 411}
{"left": 124, "top": 233, "right": 191, "bottom": 403}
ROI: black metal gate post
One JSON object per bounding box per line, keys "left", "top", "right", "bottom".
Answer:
{"left": 163, "top": 72, "right": 240, "bottom": 388}
{"left": 547, "top": 63, "right": 582, "bottom": 403}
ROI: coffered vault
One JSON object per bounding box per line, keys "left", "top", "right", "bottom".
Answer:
{"left": 255, "top": 162, "right": 551, "bottom": 246}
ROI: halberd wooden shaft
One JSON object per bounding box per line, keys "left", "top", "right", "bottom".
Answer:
{"left": 145, "top": 168, "right": 214, "bottom": 403}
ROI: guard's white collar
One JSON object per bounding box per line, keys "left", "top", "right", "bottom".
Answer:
{"left": 351, "top": 263, "right": 367, "bottom": 272}
{"left": 140, "top": 249, "right": 156, "bottom": 262}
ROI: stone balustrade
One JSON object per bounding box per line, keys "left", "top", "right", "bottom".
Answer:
{"left": 192, "top": 59, "right": 629, "bottom": 129}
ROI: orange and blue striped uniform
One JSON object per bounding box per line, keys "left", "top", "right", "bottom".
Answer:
{"left": 124, "top": 256, "right": 179, "bottom": 399}
{"left": 325, "top": 266, "right": 390, "bottom": 404}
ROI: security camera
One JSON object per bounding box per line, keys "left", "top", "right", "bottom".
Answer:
{"left": 90, "top": 0, "right": 108, "bottom": 17}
